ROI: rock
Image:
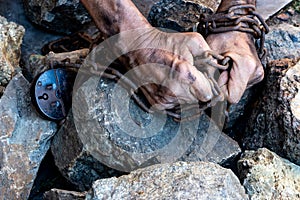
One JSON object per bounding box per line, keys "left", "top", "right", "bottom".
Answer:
{"left": 44, "top": 189, "right": 86, "bottom": 200}
{"left": 243, "top": 59, "right": 300, "bottom": 165}
{"left": 52, "top": 75, "right": 240, "bottom": 189}
{"left": 72, "top": 75, "right": 240, "bottom": 171}
{"left": 134, "top": 0, "right": 221, "bottom": 18}
{"left": 256, "top": 0, "right": 292, "bottom": 20}
{"left": 265, "top": 23, "right": 300, "bottom": 61}
{"left": 148, "top": 0, "right": 215, "bottom": 32}
{"left": 86, "top": 161, "right": 248, "bottom": 200}
{"left": 147, "top": 0, "right": 292, "bottom": 32}
{"left": 132, "top": 0, "right": 161, "bottom": 17}
{"left": 277, "top": 13, "right": 290, "bottom": 21}
{"left": 0, "top": 73, "right": 57, "bottom": 199}
{"left": 51, "top": 110, "right": 125, "bottom": 191}
{"left": 22, "top": 0, "right": 91, "bottom": 34}
{"left": 0, "top": 0, "right": 62, "bottom": 80}
{"left": 238, "top": 148, "right": 300, "bottom": 200}
{"left": 0, "top": 15, "right": 25, "bottom": 88}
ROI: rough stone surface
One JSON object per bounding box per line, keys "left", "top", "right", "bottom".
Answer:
{"left": 257, "top": 0, "right": 292, "bottom": 20}
{"left": 0, "top": 15, "right": 24, "bottom": 88}
{"left": 52, "top": 75, "right": 240, "bottom": 189}
{"left": 132, "top": 0, "right": 161, "bottom": 17}
{"left": 0, "top": 73, "right": 57, "bottom": 199}
{"left": 72, "top": 76, "right": 240, "bottom": 172}
{"left": 238, "top": 148, "right": 300, "bottom": 200}
{"left": 86, "top": 161, "right": 248, "bottom": 200}
{"left": 0, "top": 0, "right": 61, "bottom": 81}
{"left": 44, "top": 189, "right": 86, "bottom": 200}
{"left": 22, "top": 0, "right": 91, "bottom": 34}
{"left": 51, "top": 111, "right": 125, "bottom": 191}
{"left": 148, "top": 0, "right": 215, "bottom": 32}
{"left": 243, "top": 59, "right": 300, "bottom": 165}
{"left": 265, "top": 23, "right": 300, "bottom": 61}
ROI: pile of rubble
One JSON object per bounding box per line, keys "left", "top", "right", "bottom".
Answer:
{"left": 0, "top": 0, "right": 299, "bottom": 199}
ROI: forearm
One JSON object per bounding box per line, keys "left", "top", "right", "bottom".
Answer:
{"left": 80, "top": 0, "right": 151, "bottom": 37}
{"left": 217, "top": 0, "right": 256, "bottom": 12}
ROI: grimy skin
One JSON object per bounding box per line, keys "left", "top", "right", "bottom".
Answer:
{"left": 207, "top": 0, "right": 264, "bottom": 103}
{"left": 81, "top": 0, "right": 263, "bottom": 109}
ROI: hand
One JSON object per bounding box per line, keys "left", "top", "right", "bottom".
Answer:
{"left": 206, "top": 31, "right": 264, "bottom": 104}
{"left": 116, "top": 27, "right": 221, "bottom": 110}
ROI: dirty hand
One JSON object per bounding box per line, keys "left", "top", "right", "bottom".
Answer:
{"left": 206, "top": 31, "right": 264, "bottom": 104}
{"left": 117, "top": 27, "right": 221, "bottom": 110}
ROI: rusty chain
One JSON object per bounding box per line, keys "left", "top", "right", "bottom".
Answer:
{"left": 197, "top": 4, "right": 269, "bottom": 60}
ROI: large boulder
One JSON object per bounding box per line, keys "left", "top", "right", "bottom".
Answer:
{"left": 0, "top": 15, "right": 25, "bottom": 93}
{"left": 74, "top": 76, "right": 241, "bottom": 168}
{"left": 264, "top": 23, "right": 300, "bottom": 61}
{"left": 0, "top": 74, "right": 57, "bottom": 199}
{"left": 86, "top": 161, "right": 248, "bottom": 200}
{"left": 51, "top": 75, "right": 241, "bottom": 190}
{"left": 22, "top": 0, "right": 91, "bottom": 34}
{"left": 51, "top": 110, "right": 125, "bottom": 191}
{"left": 238, "top": 148, "right": 300, "bottom": 200}
{"left": 243, "top": 59, "right": 300, "bottom": 165}
{"left": 148, "top": 0, "right": 215, "bottom": 32}
{"left": 256, "top": 0, "right": 293, "bottom": 20}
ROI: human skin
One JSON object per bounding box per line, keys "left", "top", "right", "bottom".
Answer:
{"left": 206, "top": 0, "right": 264, "bottom": 104}
{"left": 80, "top": 0, "right": 220, "bottom": 110}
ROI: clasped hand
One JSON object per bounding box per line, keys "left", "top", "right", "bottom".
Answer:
{"left": 115, "top": 27, "right": 263, "bottom": 111}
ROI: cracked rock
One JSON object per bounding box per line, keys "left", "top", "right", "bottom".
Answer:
{"left": 0, "top": 73, "right": 57, "bottom": 199}
{"left": 87, "top": 161, "right": 248, "bottom": 200}
{"left": 238, "top": 148, "right": 300, "bottom": 200}
{"left": 0, "top": 15, "right": 24, "bottom": 92}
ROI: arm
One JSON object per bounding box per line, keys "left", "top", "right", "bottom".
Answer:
{"left": 80, "top": 0, "right": 151, "bottom": 36}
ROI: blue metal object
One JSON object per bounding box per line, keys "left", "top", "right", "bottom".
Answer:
{"left": 31, "top": 68, "right": 76, "bottom": 121}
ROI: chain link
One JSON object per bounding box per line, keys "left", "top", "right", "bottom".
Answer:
{"left": 197, "top": 4, "right": 269, "bottom": 60}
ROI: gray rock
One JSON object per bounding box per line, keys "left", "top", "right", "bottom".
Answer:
{"left": 265, "top": 23, "right": 300, "bottom": 61}
{"left": 238, "top": 148, "right": 300, "bottom": 200}
{"left": 257, "top": 0, "right": 292, "bottom": 20}
{"left": 243, "top": 59, "right": 300, "bottom": 165}
{"left": 73, "top": 76, "right": 240, "bottom": 171}
{"left": 44, "top": 189, "right": 86, "bottom": 200}
{"left": 0, "top": 0, "right": 62, "bottom": 80}
{"left": 148, "top": 0, "right": 215, "bottom": 32}
{"left": 0, "top": 15, "right": 25, "bottom": 88}
{"left": 87, "top": 161, "right": 248, "bottom": 200}
{"left": 22, "top": 0, "right": 91, "bottom": 34}
{"left": 132, "top": 0, "right": 161, "bottom": 17}
{"left": 51, "top": 111, "right": 125, "bottom": 191}
{"left": 0, "top": 73, "right": 57, "bottom": 199}
{"left": 52, "top": 75, "right": 241, "bottom": 189}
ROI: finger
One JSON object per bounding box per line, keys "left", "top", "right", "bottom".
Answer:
{"left": 226, "top": 59, "right": 250, "bottom": 104}
{"left": 175, "top": 61, "right": 214, "bottom": 102}
{"left": 218, "top": 70, "right": 229, "bottom": 100}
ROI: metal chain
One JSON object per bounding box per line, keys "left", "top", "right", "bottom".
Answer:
{"left": 197, "top": 4, "right": 269, "bottom": 60}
